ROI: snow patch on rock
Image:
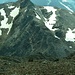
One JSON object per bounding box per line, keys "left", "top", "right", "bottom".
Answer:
{"left": 69, "top": 46, "right": 72, "bottom": 48}
{"left": 36, "top": 13, "right": 41, "bottom": 19}
{"left": 44, "top": 6, "right": 58, "bottom": 31}
{"left": 8, "top": 6, "right": 15, "bottom": 9}
{"left": 0, "top": 8, "right": 11, "bottom": 34}
{"left": 65, "top": 28, "right": 75, "bottom": 42}
{"left": 43, "top": 6, "right": 60, "bottom": 39}
{"left": 10, "top": 7, "right": 20, "bottom": 19}
{"left": 0, "top": 7, "right": 20, "bottom": 35}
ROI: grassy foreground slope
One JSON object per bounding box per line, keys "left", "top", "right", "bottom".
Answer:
{"left": 0, "top": 56, "right": 75, "bottom": 75}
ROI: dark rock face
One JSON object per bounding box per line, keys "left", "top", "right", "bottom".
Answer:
{"left": 0, "top": 0, "right": 75, "bottom": 60}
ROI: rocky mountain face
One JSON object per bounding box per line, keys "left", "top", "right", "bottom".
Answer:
{"left": 0, "top": 0, "right": 75, "bottom": 60}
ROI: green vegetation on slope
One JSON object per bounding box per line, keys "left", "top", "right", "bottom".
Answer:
{"left": 0, "top": 56, "right": 75, "bottom": 75}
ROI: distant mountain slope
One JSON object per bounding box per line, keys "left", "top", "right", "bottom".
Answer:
{"left": 0, "top": 0, "right": 75, "bottom": 60}
{"left": 31, "top": 0, "right": 75, "bottom": 12}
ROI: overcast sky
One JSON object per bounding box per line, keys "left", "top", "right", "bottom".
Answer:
{"left": 0, "top": 0, "right": 74, "bottom": 4}
{"left": 30, "top": 0, "right": 51, "bottom": 5}
{"left": 0, "top": 0, "right": 17, "bottom": 4}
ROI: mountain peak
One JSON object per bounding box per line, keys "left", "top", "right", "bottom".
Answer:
{"left": 0, "top": 0, "right": 75, "bottom": 60}
{"left": 19, "top": 0, "right": 34, "bottom": 8}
